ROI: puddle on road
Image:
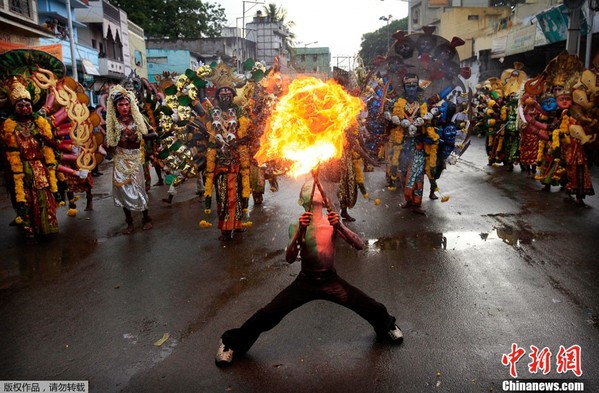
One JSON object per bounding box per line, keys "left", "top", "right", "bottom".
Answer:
{"left": 0, "top": 236, "right": 98, "bottom": 292}
{"left": 367, "top": 225, "right": 536, "bottom": 251}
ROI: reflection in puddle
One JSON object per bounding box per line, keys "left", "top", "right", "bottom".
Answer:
{"left": 0, "top": 237, "right": 98, "bottom": 291}
{"left": 368, "top": 225, "right": 535, "bottom": 251}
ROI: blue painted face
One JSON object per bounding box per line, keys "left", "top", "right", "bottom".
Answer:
{"left": 541, "top": 97, "right": 557, "bottom": 112}
{"left": 404, "top": 81, "right": 419, "bottom": 100}
{"left": 442, "top": 125, "right": 457, "bottom": 142}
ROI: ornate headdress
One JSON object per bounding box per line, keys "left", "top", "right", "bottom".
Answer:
{"left": 6, "top": 76, "right": 32, "bottom": 105}
{"left": 206, "top": 62, "right": 244, "bottom": 94}
{"left": 502, "top": 62, "right": 527, "bottom": 98}
{"left": 105, "top": 84, "right": 147, "bottom": 147}
{"left": 543, "top": 51, "right": 582, "bottom": 96}
{"left": 110, "top": 84, "right": 131, "bottom": 104}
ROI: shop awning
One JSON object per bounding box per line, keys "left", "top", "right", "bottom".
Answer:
{"left": 81, "top": 59, "right": 100, "bottom": 76}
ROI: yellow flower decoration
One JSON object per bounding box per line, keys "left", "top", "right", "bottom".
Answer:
{"left": 393, "top": 98, "right": 407, "bottom": 119}
{"left": 2, "top": 115, "right": 58, "bottom": 201}
{"left": 536, "top": 141, "right": 545, "bottom": 163}
{"left": 199, "top": 220, "right": 213, "bottom": 228}
{"left": 419, "top": 102, "right": 428, "bottom": 117}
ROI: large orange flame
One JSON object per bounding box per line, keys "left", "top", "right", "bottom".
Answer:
{"left": 254, "top": 76, "right": 364, "bottom": 177}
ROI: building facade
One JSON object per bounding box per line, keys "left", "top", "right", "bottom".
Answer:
{"left": 245, "top": 10, "right": 290, "bottom": 69}
{"left": 412, "top": 0, "right": 599, "bottom": 83}
{"left": 291, "top": 47, "right": 331, "bottom": 78}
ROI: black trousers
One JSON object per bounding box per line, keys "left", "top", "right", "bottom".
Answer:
{"left": 221, "top": 270, "right": 396, "bottom": 354}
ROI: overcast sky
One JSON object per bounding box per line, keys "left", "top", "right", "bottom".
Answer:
{"left": 216, "top": 0, "right": 408, "bottom": 59}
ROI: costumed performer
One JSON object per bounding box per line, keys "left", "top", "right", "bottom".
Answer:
{"left": 1, "top": 77, "right": 62, "bottom": 239}
{"left": 203, "top": 78, "right": 251, "bottom": 241}
{"left": 105, "top": 85, "right": 157, "bottom": 234}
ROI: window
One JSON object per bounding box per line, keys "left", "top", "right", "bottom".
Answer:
{"left": 10, "top": 0, "right": 32, "bottom": 18}
{"left": 134, "top": 50, "right": 143, "bottom": 67}
{"left": 468, "top": 15, "right": 479, "bottom": 20}
{"left": 412, "top": 8, "right": 419, "bottom": 24}
{"left": 92, "top": 39, "right": 97, "bottom": 49}
{"left": 312, "top": 55, "right": 318, "bottom": 62}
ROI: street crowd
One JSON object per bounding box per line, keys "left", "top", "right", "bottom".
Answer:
{"left": 1, "top": 31, "right": 598, "bottom": 245}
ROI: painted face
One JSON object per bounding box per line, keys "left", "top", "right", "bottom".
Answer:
{"left": 404, "top": 82, "right": 418, "bottom": 98}
{"left": 442, "top": 124, "right": 457, "bottom": 142}
{"left": 403, "top": 75, "right": 418, "bottom": 101}
{"left": 217, "top": 88, "right": 233, "bottom": 106}
{"left": 15, "top": 99, "right": 32, "bottom": 117}
{"left": 116, "top": 98, "right": 131, "bottom": 117}
{"left": 541, "top": 97, "right": 557, "bottom": 112}
{"left": 394, "top": 39, "right": 415, "bottom": 59}
{"left": 556, "top": 94, "right": 573, "bottom": 109}
{"left": 299, "top": 181, "right": 322, "bottom": 210}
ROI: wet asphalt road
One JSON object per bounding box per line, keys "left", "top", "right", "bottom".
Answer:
{"left": 0, "top": 136, "right": 598, "bottom": 393}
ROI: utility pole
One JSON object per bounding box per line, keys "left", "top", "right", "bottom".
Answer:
{"left": 333, "top": 56, "right": 353, "bottom": 72}
{"left": 242, "top": 1, "right": 264, "bottom": 62}
{"left": 379, "top": 15, "right": 393, "bottom": 52}
{"left": 564, "top": 0, "right": 586, "bottom": 56}
{"left": 66, "top": 0, "right": 78, "bottom": 81}
{"left": 584, "top": 0, "right": 596, "bottom": 67}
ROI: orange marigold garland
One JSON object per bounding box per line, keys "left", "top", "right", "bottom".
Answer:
{"left": 237, "top": 116, "right": 251, "bottom": 200}
{"left": 2, "top": 115, "right": 60, "bottom": 205}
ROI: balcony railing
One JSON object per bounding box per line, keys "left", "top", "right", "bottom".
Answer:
{"left": 98, "top": 57, "right": 125, "bottom": 76}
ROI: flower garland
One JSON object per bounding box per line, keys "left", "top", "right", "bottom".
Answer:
{"left": 555, "top": 115, "right": 571, "bottom": 149}
{"left": 419, "top": 102, "right": 428, "bottom": 117}
{"left": 38, "top": 116, "right": 59, "bottom": 194}
{"left": 393, "top": 98, "right": 407, "bottom": 119}
{"left": 424, "top": 126, "right": 439, "bottom": 178}
{"left": 536, "top": 140, "right": 545, "bottom": 163}
{"left": 1, "top": 116, "right": 59, "bottom": 205}
{"left": 203, "top": 147, "right": 217, "bottom": 198}
{"left": 237, "top": 116, "right": 251, "bottom": 199}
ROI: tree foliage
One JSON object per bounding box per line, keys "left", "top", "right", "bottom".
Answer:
{"left": 358, "top": 17, "right": 408, "bottom": 68}
{"left": 107, "top": 0, "right": 227, "bottom": 39}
